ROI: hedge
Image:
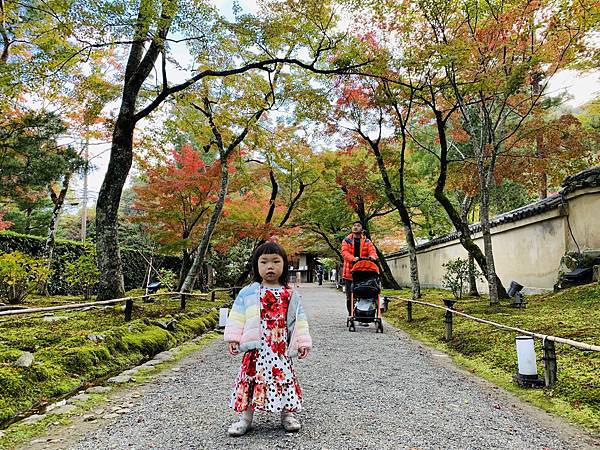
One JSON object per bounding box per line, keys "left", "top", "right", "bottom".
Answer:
{"left": 0, "top": 231, "right": 182, "bottom": 295}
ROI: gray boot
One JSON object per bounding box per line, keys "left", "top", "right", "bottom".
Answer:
{"left": 228, "top": 409, "right": 253, "bottom": 437}
{"left": 281, "top": 411, "right": 301, "bottom": 432}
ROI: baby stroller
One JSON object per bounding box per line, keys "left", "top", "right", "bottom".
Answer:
{"left": 347, "top": 258, "right": 383, "bottom": 333}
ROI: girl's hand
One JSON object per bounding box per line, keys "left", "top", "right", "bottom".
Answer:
{"left": 298, "top": 347, "right": 310, "bottom": 359}
{"left": 228, "top": 342, "right": 240, "bottom": 356}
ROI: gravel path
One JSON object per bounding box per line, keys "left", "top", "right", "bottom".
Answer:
{"left": 66, "top": 284, "right": 595, "bottom": 450}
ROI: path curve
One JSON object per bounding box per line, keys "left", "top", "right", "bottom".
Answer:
{"left": 63, "top": 284, "right": 594, "bottom": 450}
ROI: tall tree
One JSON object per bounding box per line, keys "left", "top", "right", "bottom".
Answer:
{"left": 90, "top": 0, "right": 370, "bottom": 299}
{"left": 132, "top": 144, "right": 221, "bottom": 289}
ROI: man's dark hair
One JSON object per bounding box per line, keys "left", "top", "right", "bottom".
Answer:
{"left": 352, "top": 221, "right": 362, "bottom": 226}
{"left": 252, "top": 241, "right": 290, "bottom": 287}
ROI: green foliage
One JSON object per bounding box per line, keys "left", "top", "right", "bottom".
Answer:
{"left": 383, "top": 284, "right": 600, "bottom": 431}
{"left": 441, "top": 257, "right": 482, "bottom": 300}
{"left": 62, "top": 245, "right": 100, "bottom": 299}
{"left": 208, "top": 239, "right": 255, "bottom": 287}
{"left": 0, "top": 251, "right": 51, "bottom": 304}
{"left": 157, "top": 268, "right": 177, "bottom": 291}
{"left": 0, "top": 231, "right": 181, "bottom": 295}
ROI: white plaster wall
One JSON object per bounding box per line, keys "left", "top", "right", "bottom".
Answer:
{"left": 565, "top": 188, "right": 600, "bottom": 252}
{"left": 386, "top": 188, "right": 599, "bottom": 292}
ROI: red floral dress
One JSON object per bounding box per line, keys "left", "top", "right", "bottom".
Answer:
{"left": 230, "top": 285, "right": 303, "bottom": 413}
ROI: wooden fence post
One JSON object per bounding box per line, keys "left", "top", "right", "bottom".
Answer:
{"left": 407, "top": 300, "right": 413, "bottom": 322}
{"left": 543, "top": 338, "right": 558, "bottom": 386}
{"left": 124, "top": 299, "right": 133, "bottom": 322}
{"left": 443, "top": 299, "right": 456, "bottom": 341}
{"left": 180, "top": 293, "right": 188, "bottom": 310}
{"left": 444, "top": 309, "right": 453, "bottom": 341}
{"left": 211, "top": 290, "right": 216, "bottom": 302}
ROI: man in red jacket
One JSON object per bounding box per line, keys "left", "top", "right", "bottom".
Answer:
{"left": 341, "top": 221, "right": 378, "bottom": 321}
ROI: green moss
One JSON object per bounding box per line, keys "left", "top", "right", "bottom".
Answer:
{"left": 61, "top": 345, "right": 112, "bottom": 374}
{"left": 121, "top": 326, "right": 175, "bottom": 356}
{"left": 382, "top": 283, "right": 600, "bottom": 433}
{"left": 0, "top": 291, "right": 230, "bottom": 428}
{"left": 0, "top": 367, "right": 31, "bottom": 398}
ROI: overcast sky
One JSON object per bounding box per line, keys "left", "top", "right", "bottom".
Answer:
{"left": 70, "top": 0, "right": 600, "bottom": 210}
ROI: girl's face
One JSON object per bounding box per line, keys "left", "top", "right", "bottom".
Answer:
{"left": 257, "top": 253, "right": 284, "bottom": 285}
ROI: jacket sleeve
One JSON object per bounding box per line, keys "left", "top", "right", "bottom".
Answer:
{"left": 341, "top": 238, "right": 355, "bottom": 264}
{"left": 223, "top": 288, "right": 245, "bottom": 343}
{"left": 367, "top": 240, "right": 378, "bottom": 260}
{"left": 295, "top": 300, "right": 313, "bottom": 349}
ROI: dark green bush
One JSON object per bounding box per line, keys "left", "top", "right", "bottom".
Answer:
{"left": 0, "top": 231, "right": 181, "bottom": 295}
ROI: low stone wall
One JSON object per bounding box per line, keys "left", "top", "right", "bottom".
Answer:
{"left": 386, "top": 181, "right": 600, "bottom": 293}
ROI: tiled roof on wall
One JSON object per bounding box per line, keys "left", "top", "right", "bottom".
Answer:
{"left": 387, "top": 166, "right": 600, "bottom": 258}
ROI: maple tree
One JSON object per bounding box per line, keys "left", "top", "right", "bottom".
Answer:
{"left": 333, "top": 146, "right": 401, "bottom": 289}
{"left": 358, "top": 0, "right": 596, "bottom": 304}
{"left": 132, "top": 144, "right": 221, "bottom": 289}
{"left": 330, "top": 75, "right": 418, "bottom": 294}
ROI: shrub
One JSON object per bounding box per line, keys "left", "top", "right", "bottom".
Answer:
{"left": 0, "top": 231, "right": 182, "bottom": 294}
{"left": 0, "top": 251, "right": 52, "bottom": 304}
{"left": 441, "top": 257, "right": 482, "bottom": 300}
{"left": 157, "top": 268, "right": 177, "bottom": 291}
{"left": 62, "top": 244, "right": 99, "bottom": 299}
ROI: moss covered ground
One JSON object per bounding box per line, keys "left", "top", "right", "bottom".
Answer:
{"left": 382, "top": 283, "right": 600, "bottom": 433}
{"left": 0, "top": 290, "right": 231, "bottom": 428}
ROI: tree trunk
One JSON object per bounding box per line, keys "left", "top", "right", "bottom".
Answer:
{"left": 44, "top": 173, "right": 72, "bottom": 262}
{"left": 468, "top": 254, "right": 479, "bottom": 296}
{"left": 178, "top": 248, "right": 193, "bottom": 291}
{"left": 96, "top": 117, "right": 134, "bottom": 300}
{"left": 40, "top": 173, "right": 72, "bottom": 295}
{"left": 433, "top": 110, "right": 508, "bottom": 299}
{"left": 180, "top": 156, "right": 231, "bottom": 292}
{"left": 397, "top": 205, "right": 420, "bottom": 298}
{"left": 362, "top": 126, "right": 419, "bottom": 297}
{"left": 479, "top": 168, "right": 500, "bottom": 305}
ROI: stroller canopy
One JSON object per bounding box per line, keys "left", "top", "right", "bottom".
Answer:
{"left": 351, "top": 259, "right": 379, "bottom": 274}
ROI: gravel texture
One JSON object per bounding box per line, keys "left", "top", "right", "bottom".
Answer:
{"left": 67, "top": 284, "right": 595, "bottom": 450}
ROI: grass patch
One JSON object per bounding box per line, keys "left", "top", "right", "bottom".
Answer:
{"left": 0, "top": 290, "right": 231, "bottom": 427}
{"left": 382, "top": 283, "right": 600, "bottom": 433}
{"left": 0, "top": 331, "right": 223, "bottom": 449}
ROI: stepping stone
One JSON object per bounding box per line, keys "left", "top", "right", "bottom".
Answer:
{"left": 67, "top": 393, "right": 91, "bottom": 404}
{"left": 107, "top": 375, "right": 132, "bottom": 384}
{"left": 86, "top": 386, "right": 111, "bottom": 394}
{"left": 48, "top": 404, "right": 77, "bottom": 415}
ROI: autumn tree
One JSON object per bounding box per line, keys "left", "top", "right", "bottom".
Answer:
{"left": 132, "top": 144, "right": 221, "bottom": 289}
{"left": 333, "top": 146, "right": 401, "bottom": 289}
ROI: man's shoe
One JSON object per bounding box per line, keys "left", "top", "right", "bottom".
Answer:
{"left": 281, "top": 412, "right": 301, "bottom": 432}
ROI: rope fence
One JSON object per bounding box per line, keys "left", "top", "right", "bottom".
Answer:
{"left": 386, "top": 295, "right": 600, "bottom": 386}
{"left": 0, "top": 287, "right": 242, "bottom": 321}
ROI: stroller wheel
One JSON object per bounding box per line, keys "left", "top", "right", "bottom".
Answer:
{"left": 377, "top": 322, "right": 384, "bottom": 333}
{"left": 349, "top": 322, "right": 356, "bottom": 332}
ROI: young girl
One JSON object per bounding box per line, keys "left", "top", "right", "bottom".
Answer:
{"left": 224, "top": 241, "right": 312, "bottom": 436}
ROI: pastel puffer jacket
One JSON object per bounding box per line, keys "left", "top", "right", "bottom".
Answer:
{"left": 223, "top": 282, "right": 312, "bottom": 358}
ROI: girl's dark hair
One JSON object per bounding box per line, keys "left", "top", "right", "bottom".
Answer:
{"left": 252, "top": 241, "right": 289, "bottom": 287}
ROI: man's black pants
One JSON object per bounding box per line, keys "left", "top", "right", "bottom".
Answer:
{"left": 345, "top": 279, "right": 353, "bottom": 315}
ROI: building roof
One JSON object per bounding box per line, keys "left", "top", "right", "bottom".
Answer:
{"left": 387, "top": 166, "right": 600, "bottom": 258}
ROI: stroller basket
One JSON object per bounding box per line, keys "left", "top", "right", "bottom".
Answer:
{"left": 355, "top": 298, "right": 377, "bottom": 318}
{"left": 353, "top": 278, "right": 381, "bottom": 297}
